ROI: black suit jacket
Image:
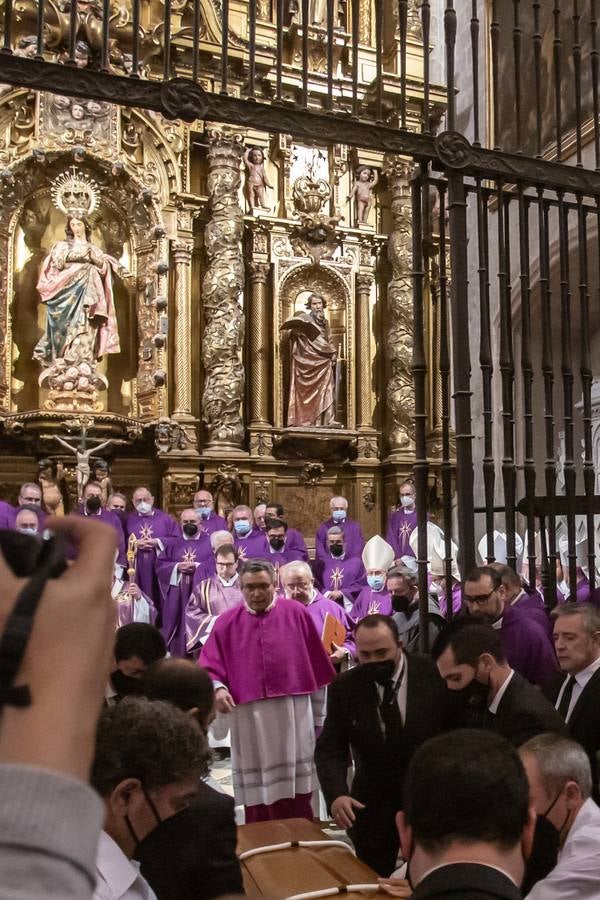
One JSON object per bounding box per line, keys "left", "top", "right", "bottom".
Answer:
{"left": 546, "top": 666, "right": 600, "bottom": 800}
{"left": 411, "top": 863, "right": 522, "bottom": 900}
{"left": 492, "top": 671, "right": 568, "bottom": 747}
{"left": 137, "top": 780, "right": 243, "bottom": 900}
{"left": 315, "top": 652, "right": 448, "bottom": 809}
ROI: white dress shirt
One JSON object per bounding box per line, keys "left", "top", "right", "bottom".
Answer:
{"left": 375, "top": 654, "right": 408, "bottom": 725}
{"left": 93, "top": 831, "right": 157, "bottom": 900}
{"left": 488, "top": 669, "right": 514, "bottom": 714}
{"left": 555, "top": 655, "right": 600, "bottom": 722}
{"left": 526, "top": 798, "right": 600, "bottom": 900}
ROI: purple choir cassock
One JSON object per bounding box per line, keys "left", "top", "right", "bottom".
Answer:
{"left": 351, "top": 586, "right": 393, "bottom": 622}
{"left": 126, "top": 509, "right": 178, "bottom": 609}
{"left": 497, "top": 603, "right": 558, "bottom": 688}
{"left": 437, "top": 581, "right": 463, "bottom": 619}
{"left": 313, "top": 554, "right": 366, "bottom": 607}
{"left": 200, "top": 597, "right": 335, "bottom": 822}
{"left": 285, "top": 527, "right": 309, "bottom": 562}
{"left": 0, "top": 500, "right": 15, "bottom": 529}
{"left": 315, "top": 518, "right": 365, "bottom": 562}
{"left": 185, "top": 574, "right": 244, "bottom": 655}
{"left": 73, "top": 507, "right": 126, "bottom": 566}
{"left": 196, "top": 510, "right": 228, "bottom": 537}
{"left": 511, "top": 589, "right": 553, "bottom": 639}
{"left": 233, "top": 528, "right": 271, "bottom": 562}
{"left": 386, "top": 508, "right": 418, "bottom": 560}
{"left": 300, "top": 591, "right": 356, "bottom": 658}
{"left": 157, "top": 533, "right": 213, "bottom": 656}
{"left": 263, "top": 543, "right": 306, "bottom": 588}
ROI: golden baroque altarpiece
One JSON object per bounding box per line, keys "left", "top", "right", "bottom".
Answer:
{"left": 0, "top": 0, "right": 448, "bottom": 540}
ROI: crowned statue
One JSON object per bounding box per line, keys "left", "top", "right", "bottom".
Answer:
{"left": 34, "top": 167, "right": 121, "bottom": 411}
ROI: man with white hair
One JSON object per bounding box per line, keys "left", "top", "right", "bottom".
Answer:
{"left": 521, "top": 733, "right": 600, "bottom": 899}
{"left": 388, "top": 564, "right": 445, "bottom": 653}
{"left": 315, "top": 496, "right": 364, "bottom": 562}
{"left": 281, "top": 560, "right": 355, "bottom": 663}
{"left": 193, "top": 489, "right": 228, "bottom": 535}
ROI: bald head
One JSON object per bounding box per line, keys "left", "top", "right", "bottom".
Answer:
{"left": 138, "top": 658, "right": 215, "bottom": 728}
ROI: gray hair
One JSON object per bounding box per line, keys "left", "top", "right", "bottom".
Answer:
{"left": 240, "top": 559, "right": 276, "bottom": 583}
{"left": 551, "top": 602, "right": 600, "bottom": 635}
{"left": 387, "top": 564, "right": 417, "bottom": 589}
{"left": 520, "top": 733, "right": 593, "bottom": 800}
{"left": 329, "top": 496, "right": 348, "bottom": 509}
{"left": 210, "top": 529, "right": 233, "bottom": 549}
{"left": 19, "top": 482, "right": 41, "bottom": 497}
{"left": 280, "top": 560, "right": 313, "bottom": 583}
{"left": 327, "top": 525, "right": 345, "bottom": 538}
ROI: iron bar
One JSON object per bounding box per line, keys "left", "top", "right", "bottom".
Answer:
{"left": 302, "top": 0, "right": 310, "bottom": 108}
{"left": 476, "top": 179, "right": 495, "bottom": 563}
{"left": 276, "top": 0, "right": 284, "bottom": 101}
{"left": 517, "top": 188, "right": 537, "bottom": 591}
{"left": 592, "top": 0, "right": 600, "bottom": 170}
{"left": 399, "top": 0, "right": 408, "bottom": 129}
{"left": 351, "top": 0, "right": 359, "bottom": 116}
{"left": 572, "top": 0, "right": 583, "bottom": 166}
{"left": 131, "top": 0, "right": 141, "bottom": 78}
{"left": 68, "top": 0, "right": 78, "bottom": 64}
{"left": 512, "top": 0, "right": 522, "bottom": 152}
{"left": 101, "top": 0, "right": 110, "bottom": 72}
{"left": 246, "top": 0, "right": 255, "bottom": 96}
{"left": 437, "top": 184, "right": 454, "bottom": 617}
{"left": 2, "top": 0, "right": 13, "bottom": 53}
{"left": 375, "top": 0, "right": 384, "bottom": 121}
{"left": 327, "top": 0, "right": 334, "bottom": 110}
{"left": 533, "top": 1, "right": 543, "bottom": 157}
{"left": 490, "top": 0, "right": 500, "bottom": 148}
{"left": 36, "top": 0, "right": 45, "bottom": 59}
{"left": 219, "top": 0, "right": 227, "bottom": 93}
{"left": 579, "top": 197, "right": 595, "bottom": 590}
{"left": 444, "top": 1, "right": 457, "bottom": 133}
{"left": 412, "top": 169, "right": 430, "bottom": 652}
{"left": 421, "top": 0, "right": 431, "bottom": 133}
{"left": 470, "top": 1, "right": 480, "bottom": 146}
{"left": 448, "top": 171, "right": 476, "bottom": 577}
{"left": 164, "top": 0, "right": 172, "bottom": 81}
{"left": 553, "top": 0, "right": 562, "bottom": 160}
{"left": 497, "top": 187, "right": 517, "bottom": 570}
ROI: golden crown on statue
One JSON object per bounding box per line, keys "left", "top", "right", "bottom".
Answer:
{"left": 51, "top": 166, "right": 100, "bottom": 218}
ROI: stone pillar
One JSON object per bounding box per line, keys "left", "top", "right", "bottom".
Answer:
{"left": 202, "top": 130, "right": 246, "bottom": 453}
{"left": 383, "top": 156, "right": 415, "bottom": 460}
{"left": 248, "top": 262, "right": 270, "bottom": 426}
{"left": 355, "top": 272, "right": 374, "bottom": 430}
{"left": 171, "top": 239, "right": 193, "bottom": 417}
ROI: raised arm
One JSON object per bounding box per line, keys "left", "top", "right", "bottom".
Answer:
{"left": 53, "top": 436, "right": 76, "bottom": 454}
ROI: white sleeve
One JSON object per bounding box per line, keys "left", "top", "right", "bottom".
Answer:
{"left": 169, "top": 565, "right": 181, "bottom": 586}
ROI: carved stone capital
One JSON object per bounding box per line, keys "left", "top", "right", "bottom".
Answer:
{"left": 249, "top": 261, "right": 270, "bottom": 284}
{"left": 171, "top": 240, "right": 193, "bottom": 263}
{"left": 355, "top": 272, "right": 374, "bottom": 294}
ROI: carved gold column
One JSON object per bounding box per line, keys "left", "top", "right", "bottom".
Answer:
{"left": 383, "top": 155, "right": 414, "bottom": 460}
{"left": 202, "top": 130, "right": 245, "bottom": 453}
{"left": 249, "top": 262, "right": 270, "bottom": 426}
{"left": 355, "top": 272, "right": 374, "bottom": 430}
{"left": 172, "top": 239, "right": 193, "bottom": 418}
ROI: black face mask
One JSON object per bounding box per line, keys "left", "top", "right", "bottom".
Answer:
{"left": 85, "top": 495, "right": 102, "bottom": 513}
{"left": 361, "top": 659, "right": 396, "bottom": 685}
{"left": 111, "top": 669, "right": 141, "bottom": 698}
{"left": 330, "top": 543, "right": 344, "bottom": 558}
{"left": 391, "top": 593, "right": 412, "bottom": 613}
{"left": 523, "top": 815, "right": 561, "bottom": 893}
{"left": 456, "top": 675, "right": 490, "bottom": 711}
{"left": 128, "top": 787, "right": 162, "bottom": 855}
{"left": 269, "top": 536, "right": 285, "bottom": 551}
{"left": 182, "top": 522, "right": 198, "bottom": 537}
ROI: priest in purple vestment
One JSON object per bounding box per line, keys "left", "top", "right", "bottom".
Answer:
{"left": 13, "top": 505, "right": 42, "bottom": 536}
{"left": 186, "top": 543, "right": 244, "bottom": 655}
{"left": 386, "top": 481, "right": 418, "bottom": 561}
{"left": 262, "top": 518, "right": 306, "bottom": 588}
{"left": 281, "top": 560, "right": 355, "bottom": 662}
{"left": 73, "top": 481, "right": 126, "bottom": 566}
{"left": 0, "top": 498, "right": 14, "bottom": 530}
{"left": 200, "top": 559, "right": 335, "bottom": 823}
{"left": 428, "top": 532, "right": 463, "bottom": 619}
{"left": 193, "top": 488, "right": 228, "bottom": 536}
{"left": 10, "top": 482, "right": 47, "bottom": 529}
{"left": 231, "top": 504, "right": 270, "bottom": 561}
{"left": 351, "top": 535, "right": 396, "bottom": 622}
{"left": 490, "top": 562, "right": 552, "bottom": 639}
{"left": 126, "top": 486, "right": 178, "bottom": 609}
{"left": 315, "top": 496, "right": 365, "bottom": 563}
{"left": 264, "top": 501, "right": 309, "bottom": 561}
{"left": 112, "top": 575, "right": 157, "bottom": 628}
{"left": 313, "top": 525, "right": 366, "bottom": 611}
{"left": 157, "top": 509, "right": 213, "bottom": 656}
{"left": 464, "top": 565, "right": 558, "bottom": 688}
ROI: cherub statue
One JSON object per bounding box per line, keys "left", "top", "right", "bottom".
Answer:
{"left": 90, "top": 458, "right": 113, "bottom": 506}
{"left": 348, "top": 166, "right": 379, "bottom": 224}
{"left": 37, "top": 458, "right": 70, "bottom": 516}
{"left": 52, "top": 434, "right": 122, "bottom": 501}
{"left": 244, "top": 147, "right": 273, "bottom": 209}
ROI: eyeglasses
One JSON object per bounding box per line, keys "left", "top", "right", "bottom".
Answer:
{"left": 464, "top": 589, "right": 496, "bottom": 606}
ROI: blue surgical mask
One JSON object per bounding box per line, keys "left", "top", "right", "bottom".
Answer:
{"left": 197, "top": 506, "right": 211, "bottom": 520}
{"left": 367, "top": 574, "right": 385, "bottom": 591}
{"left": 136, "top": 501, "right": 152, "bottom": 515}
{"left": 234, "top": 519, "right": 252, "bottom": 536}
{"left": 332, "top": 509, "right": 346, "bottom": 523}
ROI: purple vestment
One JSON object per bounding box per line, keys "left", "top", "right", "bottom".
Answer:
{"left": 511, "top": 589, "right": 553, "bottom": 639}
{"left": 437, "top": 581, "right": 463, "bottom": 618}
{"left": 113, "top": 581, "right": 157, "bottom": 628}
{"left": 498, "top": 603, "right": 558, "bottom": 688}
{"left": 126, "top": 509, "right": 178, "bottom": 607}
{"left": 185, "top": 574, "right": 244, "bottom": 654}
{"left": 386, "top": 508, "right": 418, "bottom": 559}
{"left": 313, "top": 554, "right": 366, "bottom": 605}
{"left": 351, "top": 586, "right": 393, "bottom": 622}
{"left": 233, "top": 528, "right": 271, "bottom": 561}
{"left": 196, "top": 511, "right": 228, "bottom": 536}
{"left": 156, "top": 533, "right": 213, "bottom": 656}
{"left": 315, "top": 518, "right": 365, "bottom": 562}
{"left": 285, "top": 527, "right": 309, "bottom": 561}
{"left": 0, "top": 500, "right": 14, "bottom": 529}
{"left": 200, "top": 597, "right": 335, "bottom": 705}
{"left": 300, "top": 591, "right": 355, "bottom": 657}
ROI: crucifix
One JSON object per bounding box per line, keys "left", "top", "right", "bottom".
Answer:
{"left": 49, "top": 424, "right": 125, "bottom": 501}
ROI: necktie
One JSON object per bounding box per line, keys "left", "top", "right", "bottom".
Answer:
{"left": 380, "top": 679, "right": 402, "bottom": 746}
{"left": 557, "top": 676, "right": 575, "bottom": 720}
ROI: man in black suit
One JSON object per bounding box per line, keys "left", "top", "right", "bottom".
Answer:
{"left": 546, "top": 602, "right": 600, "bottom": 802}
{"left": 315, "top": 613, "right": 449, "bottom": 876}
{"left": 397, "top": 729, "right": 535, "bottom": 899}
{"left": 135, "top": 658, "right": 243, "bottom": 899}
{"left": 432, "top": 622, "right": 567, "bottom": 746}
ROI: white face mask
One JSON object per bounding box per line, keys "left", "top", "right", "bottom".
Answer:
{"left": 136, "top": 501, "right": 152, "bottom": 515}
{"left": 400, "top": 495, "right": 415, "bottom": 508}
